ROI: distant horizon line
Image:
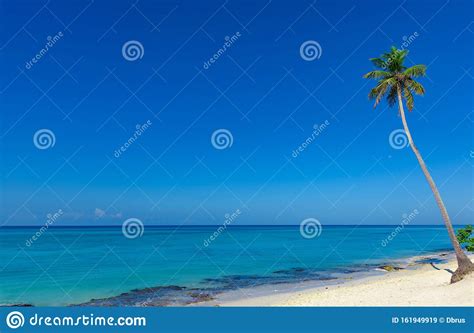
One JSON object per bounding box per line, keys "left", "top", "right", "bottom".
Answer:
{"left": 1, "top": 224, "right": 470, "bottom": 228}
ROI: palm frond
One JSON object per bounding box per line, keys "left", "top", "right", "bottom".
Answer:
{"left": 405, "top": 78, "right": 425, "bottom": 95}
{"left": 403, "top": 86, "right": 415, "bottom": 111}
{"left": 364, "top": 47, "right": 426, "bottom": 112}
{"left": 368, "top": 78, "right": 396, "bottom": 108}
{"left": 369, "top": 57, "right": 387, "bottom": 69}
{"left": 387, "top": 86, "right": 398, "bottom": 108}
{"left": 403, "top": 65, "right": 426, "bottom": 78}
{"left": 362, "top": 70, "right": 391, "bottom": 79}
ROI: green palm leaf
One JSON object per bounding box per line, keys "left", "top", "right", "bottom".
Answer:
{"left": 403, "top": 65, "right": 426, "bottom": 78}
{"left": 362, "top": 47, "right": 426, "bottom": 112}
{"left": 362, "top": 70, "right": 390, "bottom": 79}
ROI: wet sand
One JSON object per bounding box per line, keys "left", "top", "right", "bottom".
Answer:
{"left": 206, "top": 254, "right": 474, "bottom": 306}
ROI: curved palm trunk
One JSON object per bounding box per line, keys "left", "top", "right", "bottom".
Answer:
{"left": 396, "top": 88, "right": 473, "bottom": 283}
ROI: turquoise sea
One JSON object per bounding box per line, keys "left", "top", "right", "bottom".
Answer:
{"left": 0, "top": 226, "right": 454, "bottom": 306}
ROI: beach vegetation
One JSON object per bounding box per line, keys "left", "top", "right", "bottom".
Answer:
{"left": 363, "top": 47, "right": 474, "bottom": 283}
{"left": 456, "top": 225, "right": 474, "bottom": 252}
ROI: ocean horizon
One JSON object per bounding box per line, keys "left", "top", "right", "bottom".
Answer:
{"left": 1, "top": 224, "right": 469, "bottom": 228}
{"left": 1, "top": 0, "right": 473, "bottom": 331}
{"left": 1, "top": 225, "right": 456, "bottom": 306}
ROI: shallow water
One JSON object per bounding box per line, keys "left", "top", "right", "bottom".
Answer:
{"left": 0, "top": 225, "right": 453, "bottom": 306}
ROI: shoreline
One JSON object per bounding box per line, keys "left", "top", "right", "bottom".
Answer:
{"left": 2, "top": 250, "right": 471, "bottom": 307}
{"left": 197, "top": 253, "right": 473, "bottom": 307}
{"left": 73, "top": 250, "right": 463, "bottom": 307}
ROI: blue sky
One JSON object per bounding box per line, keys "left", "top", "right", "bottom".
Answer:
{"left": 0, "top": 0, "right": 472, "bottom": 225}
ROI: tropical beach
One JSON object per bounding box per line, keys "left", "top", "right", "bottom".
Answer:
{"left": 1, "top": 0, "right": 473, "bottom": 331}
{"left": 209, "top": 254, "right": 474, "bottom": 307}
{"left": 1, "top": 226, "right": 472, "bottom": 307}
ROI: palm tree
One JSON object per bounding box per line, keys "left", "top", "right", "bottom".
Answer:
{"left": 363, "top": 46, "right": 473, "bottom": 283}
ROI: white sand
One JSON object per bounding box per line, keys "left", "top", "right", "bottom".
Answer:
{"left": 216, "top": 256, "right": 474, "bottom": 306}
